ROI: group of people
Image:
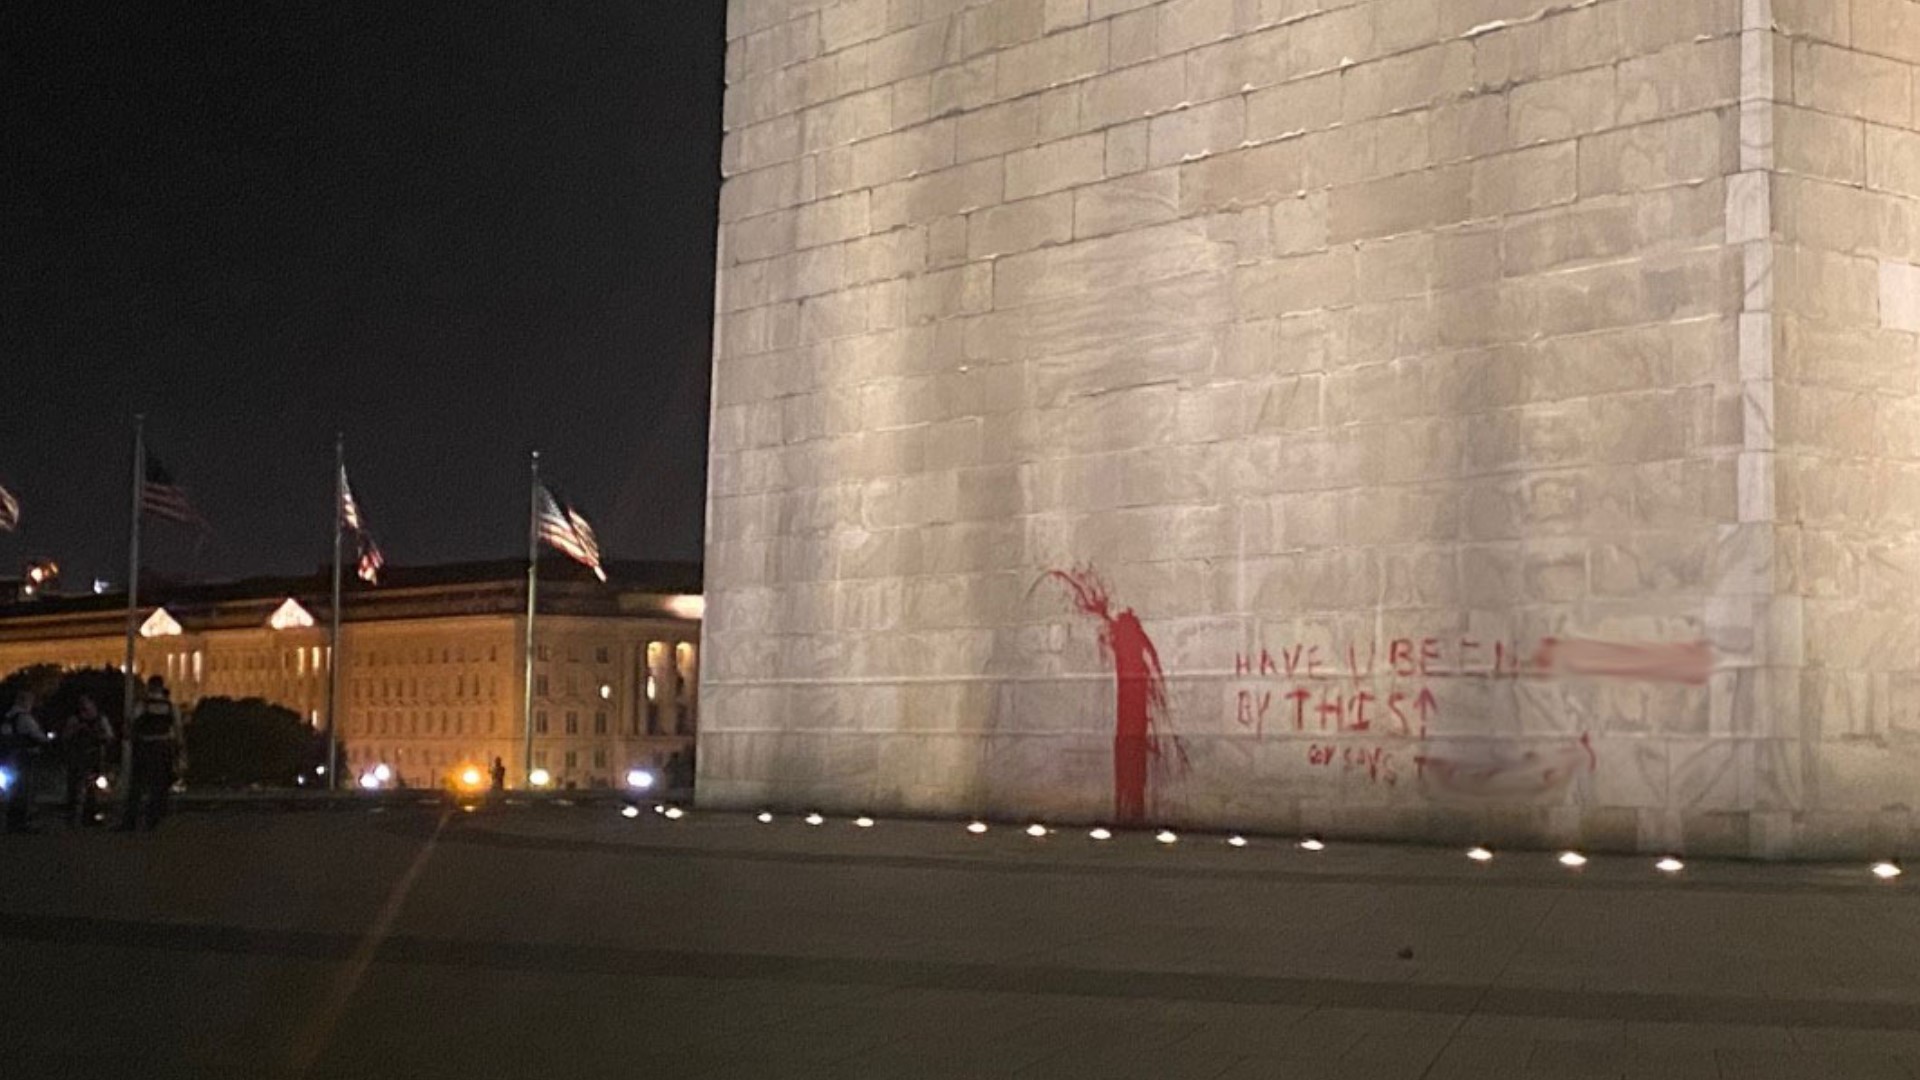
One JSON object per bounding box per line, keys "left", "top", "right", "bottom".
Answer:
{"left": 0, "top": 675, "right": 183, "bottom": 834}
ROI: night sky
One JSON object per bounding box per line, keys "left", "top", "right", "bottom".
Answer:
{"left": 2, "top": 3, "right": 726, "bottom": 587}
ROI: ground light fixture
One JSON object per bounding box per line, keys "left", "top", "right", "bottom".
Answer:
{"left": 373, "top": 763, "right": 393, "bottom": 784}
{"left": 1655, "top": 856, "right": 1685, "bottom": 874}
{"left": 0, "top": 768, "right": 14, "bottom": 792}
{"left": 93, "top": 776, "right": 110, "bottom": 792}
{"left": 1088, "top": 826, "right": 1113, "bottom": 841}
{"left": 620, "top": 805, "right": 641, "bottom": 819}
{"left": 966, "top": 820, "right": 989, "bottom": 834}
{"left": 1227, "top": 835, "right": 1249, "bottom": 848}
{"left": 662, "top": 806, "right": 686, "bottom": 820}
{"left": 460, "top": 767, "right": 482, "bottom": 788}
{"left": 854, "top": 815, "right": 876, "bottom": 828}
{"left": 804, "top": 812, "right": 825, "bottom": 826}
{"left": 1872, "top": 860, "right": 1903, "bottom": 880}
{"left": 1467, "top": 846, "right": 1494, "bottom": 863}
{"left": 1298, "top": 836, "right": 1326, "bottom": 852}
{"left": 1026, "top": 823, "right": 1049, "bottom": 837}
{"left": 528, "top": 768, "right": 551, "bottom": 788}
{"left": 1155, "top": 829, "right": 1178, "bottom": 845}
{"left": 756, "top": 811, "right": 774, "bottom": 824}
{"left": 1558, "top": 851, "right": 1588, "bottom": 868}
{"left": 625, "top": 769, "right": 655, "bottom": 791}
{"left": 357, "top": 773, "right": 380, "bottom": 791}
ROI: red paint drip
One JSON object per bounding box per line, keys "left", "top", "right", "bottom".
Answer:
{"left": 1038, "top": 567, "right": 1182, "bottom": 825}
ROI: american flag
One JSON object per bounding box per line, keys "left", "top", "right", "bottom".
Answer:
{"left": 355, "top": 534, "right": 386, "bottom": 584}
{"left": 0, "top": 483, "right": 18, "bottom": 532}
{"left": 338, "top": 466, "right": 385, "bottom": 584}
{"left": 339, "top": 466, "right": 367, "bottom": 532}
{"left": 536, "top": 484, "right": 606, "bottom": 582}
{"left": 142, "top": 457, "right": 202, "bottom": 525}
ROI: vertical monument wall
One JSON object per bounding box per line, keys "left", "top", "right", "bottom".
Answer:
{"left": 1770, "top": 0, "right": 1920, "bottom": 853}
{"left": 703, "top": 0, "right": 1919, "bottom": 856}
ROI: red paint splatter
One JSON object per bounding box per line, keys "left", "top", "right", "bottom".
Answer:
{"left": 1037, "top": 567, "right": 1187, "bottom": 824}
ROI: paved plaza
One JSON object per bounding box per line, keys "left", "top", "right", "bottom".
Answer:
{"left": 2, "top": 802, "right": 1917, "bottom": 1079}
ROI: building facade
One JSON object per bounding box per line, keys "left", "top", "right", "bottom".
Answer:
{"left": 705, "top": 0, "right": 1920, "bottom": 856}
{"left": 0, "top": 560, "right": 703, "bottom": 791}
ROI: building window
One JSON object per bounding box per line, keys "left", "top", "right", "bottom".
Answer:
{"left": 535, "top": 711, "right": 549, "bottom": 735}
{"left": 564, "top": 711, "right": 578, "bottom": 735}
{"left": 533, "top": 750, "right": 547, "bottom": 768}
{"left": 537, "top": 645, "right": 550, "bottom": 662}
{"left": 595, "top": 646, "right": 610, "bottom": 664}
{"left": 592, "top": 748, "right": 607, "bottom": 769}
{"left": 564, "top": 751, "right": 577, "bottom": 769}
{"left": 593, "top": 711, "right": 607, "bottom": 735}
{"left": 536, "top": 674, "right": 549, "bottom": 697}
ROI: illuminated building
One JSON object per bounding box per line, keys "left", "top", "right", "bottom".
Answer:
{"left": 0, "top": 559, "right": 701, "bottom": 791}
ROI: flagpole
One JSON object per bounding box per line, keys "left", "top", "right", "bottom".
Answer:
{"left": 121, "top": 415, "right": 145, "bottom": 781}
{"left": 327, "top": 433, "right": 345, "bottom": 792}
{"left": 521, "top": 450, "right": 540, "bottom": 789}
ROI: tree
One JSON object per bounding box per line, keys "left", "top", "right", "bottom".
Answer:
{"left": 0, "top": 662, "right": 64, "bottom": 706}
{"left": 44, "top": 667, "right": 127, "bottom": 726}
{"left": 184, "top": 696, "right": 331, "bottom": 788}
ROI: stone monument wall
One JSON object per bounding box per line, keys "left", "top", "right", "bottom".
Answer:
{"left": 704, "top": 0, "right": 1920, "bottom": 856}
{"left": 1769, "top": 0, "right": 1920, "bottom": 852}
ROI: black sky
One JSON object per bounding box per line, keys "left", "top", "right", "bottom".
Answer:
{"left": 1, "top": 2, "right": 726, "bottom": 586}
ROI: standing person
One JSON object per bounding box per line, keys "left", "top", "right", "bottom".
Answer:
{"left": 118, "top": 676, "right": 181, "bottom": 832}
{"left": 60, "top": 695, "right": 115, "bottom": 827}
{"left": 2, "top": 691, "right": 50, "bottom": 833}
{"left": 489, "top": 756, "right": 506, "bottom": 793}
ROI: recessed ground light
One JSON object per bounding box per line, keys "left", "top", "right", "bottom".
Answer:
{"left": 1872, "top": 860, "right": 1903, "bottom": 880}
{"left": 756, "top": 811, "right": 774, "bottom": 824}
{"left": 1655, "top": 857, "right": 1685, "bottom": 874}
{"left": 854, "top": 816, "right": 875, "bottom": 828}
{"left": 1155, "top": 829, "right": 1178, "bottom": 845}
{"left": 803, "top": 812, "right": 825, "bottom": 826}
{"left": 620, "top": 805, "right": 640, "bottom": 819}
{"left": 1558, "top": 851, "right": 1587, "bottom": 868}
{"left": 1227, "top": 835, "right": 1249, "bottom": 848}
{"left": 966, "top": 820, "right": 988, "bottom": 834}
{"left": 662, "top": 806, "right": 685, "bottom": 820}
{"left": 1026, "top": 823, "right": 1049, "bottom": 838}
{"left": 1088, "top": 827, "right": 1113, "bottom": 841}
{"left": 1467, "top": 847, "right": 1494, "bottom": 863}
{"left": 1298, "top": 836, "right": 1326, "bottom": 852}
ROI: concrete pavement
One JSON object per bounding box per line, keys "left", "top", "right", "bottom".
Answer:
{"left": 2, "top": 803, "right": 1917, "bottom": 1078}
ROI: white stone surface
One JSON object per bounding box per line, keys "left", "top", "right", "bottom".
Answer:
{"left": 703, "top": 0, "right": 1920, "bottom": 856}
